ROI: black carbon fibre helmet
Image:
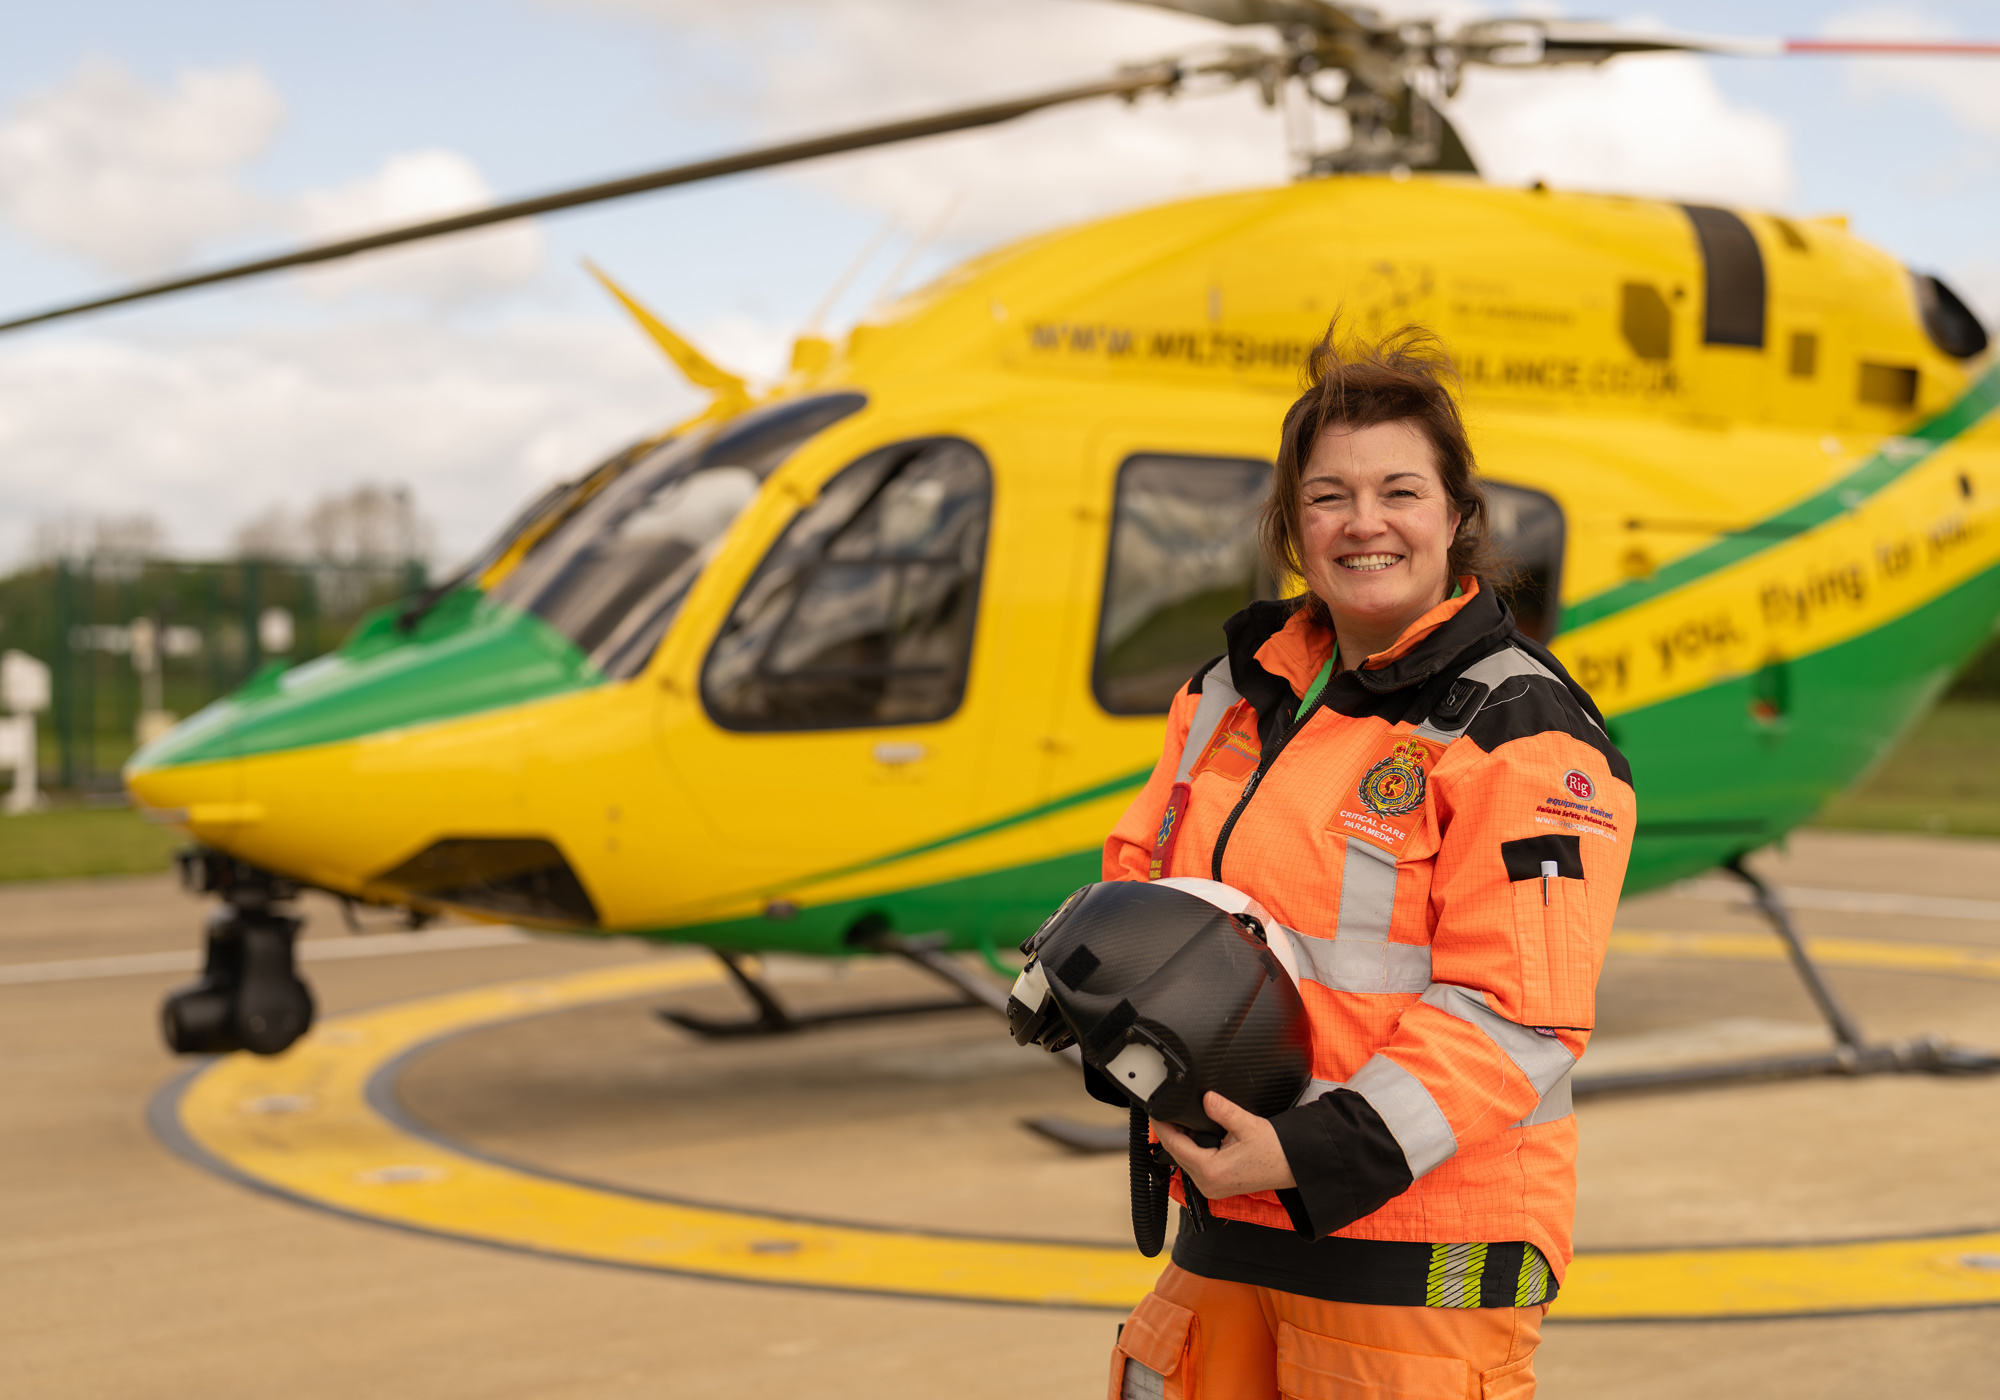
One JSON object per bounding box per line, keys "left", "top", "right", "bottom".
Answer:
{"left": 1007, "top": 878, "right": 1312, "bottom": 1137}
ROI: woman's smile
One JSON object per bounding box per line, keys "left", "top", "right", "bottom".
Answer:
{"left": 1337, "top": 552, "right": 1404, "bottom": 573}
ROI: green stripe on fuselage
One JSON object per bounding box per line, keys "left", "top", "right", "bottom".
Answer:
{"left": 127, "top": 590, "right": 600, "bottom": 772}
{"left": 1562, "top": 362, "right": 2000, "bottom": 632}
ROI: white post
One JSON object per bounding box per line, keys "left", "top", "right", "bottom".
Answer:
{"left": 1, "top": 650, "right": 51, "bottom": 815}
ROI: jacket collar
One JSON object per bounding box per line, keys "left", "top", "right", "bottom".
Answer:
{"left": 1248, "top": 577, "right": 1496, "bottom": 699}
{"left": 1222, "top": 580, "right": 1517, "bottom": 744}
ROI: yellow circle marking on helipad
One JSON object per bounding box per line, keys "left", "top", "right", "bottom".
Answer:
{"left": 160, "top": 941, "right": 2000, "bottom": 1319}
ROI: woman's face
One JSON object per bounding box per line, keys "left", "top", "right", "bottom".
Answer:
{"left": 1297, "top": 419, "right": 1461, "bottom": 642}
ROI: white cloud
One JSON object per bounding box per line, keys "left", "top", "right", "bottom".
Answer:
{"left": 1447, "top": 54, "right": 1793, "bottom": 208}
{"left": 0, "top": 316, "right": 704, "bottom": 571}
{"left": 0, "top": 58, "right": 540, "bottom": 305}
{"left": 0, "top": 57, "right": 283, "bottom": 275}
{"left": 290, "top": 149, "right": 544, "bottom": 305}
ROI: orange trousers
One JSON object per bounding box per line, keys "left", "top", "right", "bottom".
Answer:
{"left": 1108, "top": 1265, "right": 1543, "bottom": 1400}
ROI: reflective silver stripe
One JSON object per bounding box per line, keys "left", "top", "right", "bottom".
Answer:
{"left": 1347, "top": 1053, "right": 1457, "bottom": 1177}
{"left": 1119, "top": 1358, "right": 1165, "bottom": 1400}
{"left": 1511, "top": 1068, "right": 1574, "bottom": 1128}
{"left": 1335, "top": 837, "right": 1398, "bottom": 942}
{"left": 1172, "top": 658, "right": 1240, "bottom": 784}
{"left": 1295, "top": 1077, "right": 1342, "bottom": 1106}
{"left": 1420, "top": 983, "right": 1577, "bottom": 1094}
{"left": 1288, "top": 930, "right": 1432, "bottom": 994}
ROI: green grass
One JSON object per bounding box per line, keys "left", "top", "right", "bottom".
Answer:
{"left": 1813, "top": 699, "right": 2000, "bottom": 838}
{"left": 0, "top": 805, "right": 184, "bottom": 882}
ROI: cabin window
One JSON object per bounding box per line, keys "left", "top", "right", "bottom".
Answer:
{"left": 1486, "top": 481, "right": 1565, "bottom": 643}
{"left": 490, "top": 393, "right": 866, "bottom": 680}
{"left": 1094, "top": 454, "right": 1272, "bottom": 714}
{"left": 1859, "top": 362, "right": 1919, "bottom": 409}
{"left": 702, "top": 438, "right": 991, "bottom": 730}
{"left": 1681, "top": 205, "right": 1766, "bottom": 348}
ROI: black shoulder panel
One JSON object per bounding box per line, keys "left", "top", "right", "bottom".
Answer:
{"left": 1461, "top": 673, "right": 1634, "bottom": 785}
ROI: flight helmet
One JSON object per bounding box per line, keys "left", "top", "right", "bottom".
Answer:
{"left": 1007, "top": 877, "right": 1312, "bottom": 1136}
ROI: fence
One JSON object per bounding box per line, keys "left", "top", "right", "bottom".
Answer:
{"left": 0, "top": 556, "right": 427, "bottom": 794}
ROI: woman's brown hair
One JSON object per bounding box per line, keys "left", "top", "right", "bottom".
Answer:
{"left": 1258, "top": 321, "right": 1496, "bottom": 618}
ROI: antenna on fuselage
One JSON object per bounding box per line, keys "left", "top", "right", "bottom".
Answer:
{"left": 582, "top": 260, "right": 753, "bottom": 417}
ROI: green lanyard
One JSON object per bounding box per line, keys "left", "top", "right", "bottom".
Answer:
{"left": 1297, "top": 583, "right": 1462, "bottom": 719}
{"left": 1295, "top": 651, "right": 1337, "bottom": 720}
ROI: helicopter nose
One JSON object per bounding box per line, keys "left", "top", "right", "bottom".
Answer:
{"left": 124, "top": 750, "right": 244, "bottom": 828}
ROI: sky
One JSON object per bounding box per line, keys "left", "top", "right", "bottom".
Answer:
{"left": 0, "top": 0, "right": 1996, "bottom": 571}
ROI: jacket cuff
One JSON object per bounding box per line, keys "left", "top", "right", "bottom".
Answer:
{"left": 1268, "top": 1088, "right": 1415, "bottom": 1240}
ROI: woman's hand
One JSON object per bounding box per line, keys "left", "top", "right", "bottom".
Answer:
{"left": 1153, "top": 1092, "right": 1296, "bottom": 1198}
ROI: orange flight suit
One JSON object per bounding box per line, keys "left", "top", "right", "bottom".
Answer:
{"left": 1103, "top": 581, "right": 1633, "bottom": 1398}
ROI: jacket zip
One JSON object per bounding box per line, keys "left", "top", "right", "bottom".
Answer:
{"left": 1210, "top": 693, "right": 1326, "bottom": 882}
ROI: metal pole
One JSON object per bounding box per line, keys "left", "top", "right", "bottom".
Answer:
{"left": 242, "top": 558, "right": 262, "bottom": 677}
{"left": 52, "top": 559, "right": 74, "bottom": 791}
{"left": 77, "top": 559, "right": 95, "bottom": 788}
{"left": 296, "top": 565, "right": 319, "bottom": 659}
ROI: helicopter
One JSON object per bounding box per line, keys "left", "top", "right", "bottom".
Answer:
{"left": 6, "top": 2, "right": 1999, "bottom": 1093}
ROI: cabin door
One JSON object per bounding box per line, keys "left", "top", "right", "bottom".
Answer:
{"left": 660, "top": 433, "right": 1025, "bottom": 941}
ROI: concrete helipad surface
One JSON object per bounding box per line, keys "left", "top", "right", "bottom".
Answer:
{"left": 5, "top": 831, "right": 2000, "bottom": 1397}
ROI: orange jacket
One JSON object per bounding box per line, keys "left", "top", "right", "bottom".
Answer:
{"left": 1104, "top": 581, "right": 1634, "bottom": 1286}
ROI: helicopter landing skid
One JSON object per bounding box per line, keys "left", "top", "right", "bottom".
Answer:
{"left": 654, "top": 943, "right": 990, "bottom": 1039}
{"left": 1576, "top": 856, "right": 2000, "bottom": 1098}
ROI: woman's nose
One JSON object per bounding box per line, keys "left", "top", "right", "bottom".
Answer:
{"left": 1344, "top": 496, "right": 1386, "bottom": 536}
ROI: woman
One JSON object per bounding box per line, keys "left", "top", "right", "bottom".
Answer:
{"left": 1102, "top": 326, "right": 1634, "bottom": 1399}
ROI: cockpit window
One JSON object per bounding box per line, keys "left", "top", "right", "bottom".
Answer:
{"left": 490, "top": 393, "right": 866, "bottom": 678}
{"left": 702, "top": 438, "right": 991, "bottom": 730}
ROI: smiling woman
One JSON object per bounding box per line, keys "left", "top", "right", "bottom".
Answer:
{"left": 1100, "top": 321, "right": 1636, "bottom": 1400}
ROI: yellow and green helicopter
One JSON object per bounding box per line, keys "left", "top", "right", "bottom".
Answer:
{"left": 8, "top": 3, "right": 1999, "bottom": 1084}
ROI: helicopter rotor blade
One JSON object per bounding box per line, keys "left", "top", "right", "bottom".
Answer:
{"left": 1780, "top": 39, "right": 2000, "bottom": 56}
{"left": 0, "top": 61, "right": 1202, "bottom": 336}
{"left": 1473, "top": 22, "right": 2000, "bottom": 65}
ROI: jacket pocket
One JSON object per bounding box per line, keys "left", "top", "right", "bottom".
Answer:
{"left": 1275, "top": 1321, "right": 1473, "bottom": 1399}
{"left": 1508, "top": 873, "right": 1595, "bottom": 1030}
{"left": 1108, "top": 1291, "right": 1196, "bottom": 1400}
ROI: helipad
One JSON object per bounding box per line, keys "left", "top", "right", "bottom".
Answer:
{"left": 151, "top": 932, "right": 2000, "bottom": 1321}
